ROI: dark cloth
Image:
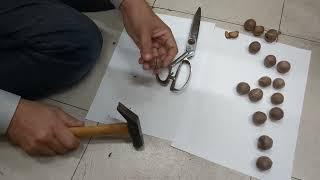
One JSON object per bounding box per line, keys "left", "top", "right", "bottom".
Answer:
{"left": 0, "top": 0, "right": 114, "bottom": 99}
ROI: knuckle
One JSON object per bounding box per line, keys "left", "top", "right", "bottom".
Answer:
{"left": 35, "top": 131, "right": 50, "bottom": 143}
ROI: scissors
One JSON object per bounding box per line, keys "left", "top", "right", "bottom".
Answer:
{"left": 156, "top": 7, "right": 201, "bottom": 92}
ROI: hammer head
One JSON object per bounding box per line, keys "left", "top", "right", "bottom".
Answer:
{"left": 117, "top": 102, "right": 144, "bottom": 149}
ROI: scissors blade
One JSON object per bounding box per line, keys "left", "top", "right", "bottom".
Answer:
{"left": 187, "top": 7, "right": 201, "bottom": 51}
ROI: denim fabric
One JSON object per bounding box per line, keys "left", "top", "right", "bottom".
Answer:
{"left": 0, "top": 0, "right": 114, "bottom": 99}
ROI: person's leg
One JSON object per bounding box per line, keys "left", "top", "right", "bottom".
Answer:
{"left": 0, "top": 0, "right": 103, "bottom": 99}
{"left": 59, "top": 0, "right": 115, "bottom": 12}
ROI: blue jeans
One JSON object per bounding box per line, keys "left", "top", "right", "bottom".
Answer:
{"left": 0, "top": 0, "right": 114, "bottom": 99}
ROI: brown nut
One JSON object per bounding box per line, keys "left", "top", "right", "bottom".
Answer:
{"left": 249, "top": 41, "right": 261, "bottom": 54}
{"left": 258, "top": 76, "right": 272, "bottom": 87}
{"left": 264, "top": 55, "right": 277, "bottom": 68}
{"left": 249, "top": 88, "right": 263, "bottom": 102}
{"left": 273, "top": 78, "right": 285, "bottom": 89}
{"left": 229, "top": 31, "right": 239, "bottom": 39}
{"left": 252, "top": 111, "right": 267, "bottom": 125}
{"left": 256, "top": 156, "right": 273, "bottom": 171}
{"left": 244, "top": 19, "right": 256, "bottom": 31}
{"left": 258, "top": 135, "right": 273, "bottom": 150}
{"left": 265, "top": 29, "right": 278, "bottom": 43}
{"left": 277, "top": 61, "right": 291, "bottom": 74}
{"left": 225, "top": 31, "right": 230, "bottom": 39}
{"left": 269, "top": 107, "right": 284, "bottom": 121}
{"left": 271, "top": 93, "right": 284, "bottom": 105}
{"left": 225, "top": 31, "right": 239, "bottom": 39}
{"left": 253, "top": 26, "right": 265, "bottom": 36}
{"left": 236, "top": 82, "right": 250, "bottom": 95}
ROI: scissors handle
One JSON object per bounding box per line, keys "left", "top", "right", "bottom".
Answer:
{"left": 156, "top": 51, "right": 193, "bottom": 86}
{"left": 170, "top": 59, "right": 191, "bottom": 92}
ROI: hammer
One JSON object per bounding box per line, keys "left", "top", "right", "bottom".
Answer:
{"left": 69, "top": 102, "right": 144, "bottom": 149}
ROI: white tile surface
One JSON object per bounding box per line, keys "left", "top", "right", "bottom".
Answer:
{"left": 154, "top": 0, "right": 284, "bottom": 29}
{"left": 73, "top": 135, "right": 250, "bottom": 180}
{"left": 281, "top": 0, "right": 320, "bottom": 42}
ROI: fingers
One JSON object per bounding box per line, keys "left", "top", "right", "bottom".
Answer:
{"left": 54, "top": 124, "right": 80, "bottom": 152}
{"left": 152, "top": 28, "right": 178, "bottom": 67}
{"left": 143, "top": 63, "right": 150, "bottom": 70}
{"left": 21, "top": 140, "right": 56, "bottom": 156}
{"left": 36, "top": 145, "right": 56, "bottom": 156}
{"left": 47, "top": 137, "right": 68, "bottom": 154}
{"left": 61, "top": 113, "right": 84, "bottom": 128}
{"left": 140, "top": 32, "right": 153, "bottom": 62}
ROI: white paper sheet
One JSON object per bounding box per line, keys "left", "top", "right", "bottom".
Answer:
{"left": 87, "top": 13, "right": 311, "bottom": 179}
{"left": 171, "top": 27, "right": 311, "bottom": 180}
{"left": 86, "top": 15, "right": 216, "bottom": 140}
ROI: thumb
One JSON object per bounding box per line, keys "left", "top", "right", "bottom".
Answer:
{"left": 62, "top": 113, "right": 84, "bottom": 127}
{"left": 140, "top": 32, "right": 153, "bottom": 62}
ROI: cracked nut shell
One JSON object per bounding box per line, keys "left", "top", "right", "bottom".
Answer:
{"left": 252, "top": 111, "right": 267, "bottom": 125}
{"left": 236, "top": 82, "right": 250, "bottom": 95}
{"left": 264, "top": 55, "right": 277, "bottom": 68}
{"left": 244, "top": 19, "right": 256, "bottom": 31}
{"left": 258, "top": 76, "right": 272, "bottom": 87}
{"left": 249, "top": 88, "right": 263, "bottom": 102}
{"left": 271, "top": 93, "right": 284, "bottom": 105}
{"left": 253, "top": 26, "right": 264, "bottom": 36}
{"left": 258, "top": 135, "right": 273, "bottom": 150}
{"left": 249, "top": 41, "right": 261, "bottom": 54}
{"left": 273, "top": 78, "right": 285, "bottom": 89}
{"left": 256, "top": 156, "right": 273, "bottom": 171}
{"left": 265, "top": 29, "right": 278, "bottom": 43}
{"left": 277, "top": 61, "right": 291, "bottom": 74}
{"left": 269, "top": 107, "right": 284, "bottom": 121}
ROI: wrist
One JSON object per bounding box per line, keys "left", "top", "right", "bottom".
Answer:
{"left": 120, "top": 0, "right": 148, "bottom": 13}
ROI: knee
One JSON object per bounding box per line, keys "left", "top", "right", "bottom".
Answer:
{"left": 59, "top": 14, "right": 103, "bottom": 68}
{"left": 73, "top": 15, "right": 103, "bottom": 65}
{"left": 27, "top": 2, "right": 103, "bottom": 68}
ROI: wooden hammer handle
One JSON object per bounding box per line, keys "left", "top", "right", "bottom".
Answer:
{"left": 69, "top": 123, "right": 128, "bottom": 138}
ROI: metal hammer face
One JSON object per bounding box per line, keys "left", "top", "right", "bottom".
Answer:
{"left": 117, "top": 102, "right": 144, "bottom": 149}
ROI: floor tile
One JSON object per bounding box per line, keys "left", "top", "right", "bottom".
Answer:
{"left": 154, "top": 0, "right": 284, "bottom": 29}
{"left": 251, "top": 177, "right": 301, "bottom": 180}
{"left": 49, "top": 10, "right": 124, "bottom": 110}
{"left": 278, "top": 35, "right": 320, "bottom": 180}
{"left": 73, "top": 135, "right": 250, "bottom": 180}
{"left": 0, "top": 99, "right": 93, "bottom": 180}
{"left": 154, "top": 7, "right": 244, "bottom": 33}
{"left": 281, "top": 0, "right": 320, "bottom": 42}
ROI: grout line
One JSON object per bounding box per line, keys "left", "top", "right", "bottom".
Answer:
{"left": 278, "top": 0, "right": 286, "bottom": 32}
{"left": 153, "top": 6, "right": 320, "bottom": 44}
{"left": 153, "top": 7, "right": 243, "bottom": 26}
{"left": 71, "top": 137, "right": 93, "bottom": 180}
{"left": 47, "top": 98, "right": 89, "bottom": 112}
{"left": 152, "top": 0, "right": 157, "bottom": 7}
{"left": 281, "top": 33, "right": 320, "bottom": 44}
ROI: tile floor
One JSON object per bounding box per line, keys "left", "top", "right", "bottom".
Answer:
{"left": 1, "top": 0, "right": 319, "bottom": 179}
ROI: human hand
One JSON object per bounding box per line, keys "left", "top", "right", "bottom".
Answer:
{"left": 120, "top": 0, "right": 178, "bottom": 72}
{"left": 7, "top": 99, "right": 84, "bottom": 156}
